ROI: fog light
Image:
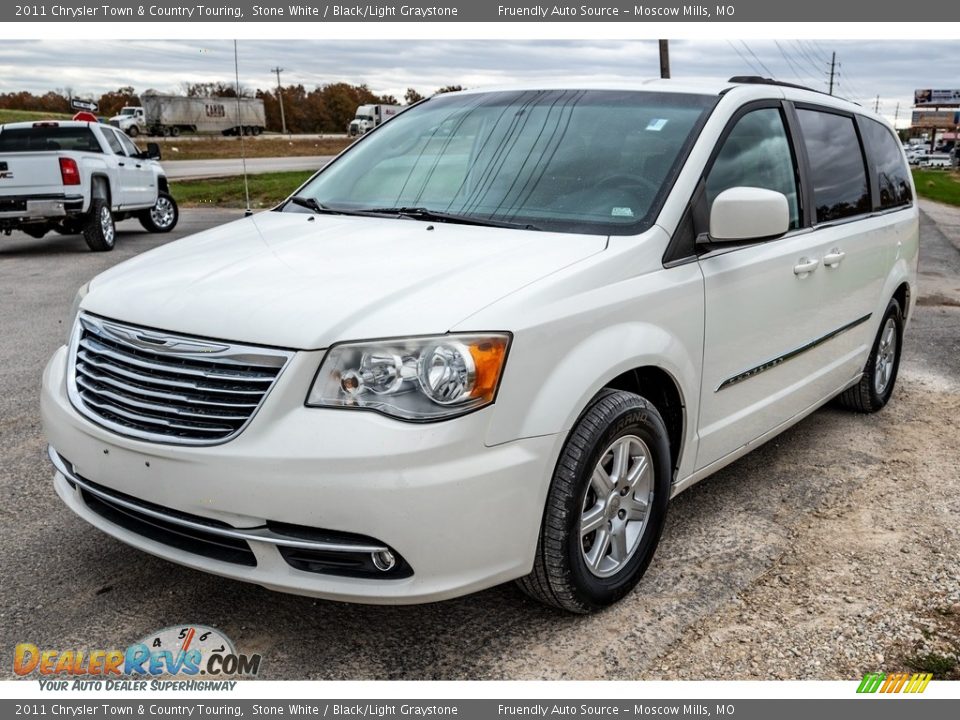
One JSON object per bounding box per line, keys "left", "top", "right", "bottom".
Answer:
{"left": 371, "top": 550, "right": 396, "bottom": 572}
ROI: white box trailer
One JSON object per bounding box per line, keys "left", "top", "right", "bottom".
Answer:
{"left": 140, "top": 93, "right": 266, "bottom": 137}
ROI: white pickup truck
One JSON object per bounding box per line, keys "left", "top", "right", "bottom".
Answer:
{"left": 0, "top": 120, "right": 178, "bottom": 251}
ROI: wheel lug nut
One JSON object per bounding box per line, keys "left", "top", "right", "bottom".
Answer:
{"left": 618, "top": 509, "right": 626, "bottom": 520}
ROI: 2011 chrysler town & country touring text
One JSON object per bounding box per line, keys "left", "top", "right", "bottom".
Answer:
{"left": 41, "top": 78, "right": 918, "bottom": 613}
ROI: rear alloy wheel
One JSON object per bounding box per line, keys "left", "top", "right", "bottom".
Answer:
{"left": 83, "top": 198, "right": 116, "bottom": 252}
{"left": 138, "top": 192, "right": 179, "bottom": 233}
{"left": 517, "top": 389, "right": 671, "bottom": 613}
{"left": 837, "top": 298, "right": 903, "bottom": 413}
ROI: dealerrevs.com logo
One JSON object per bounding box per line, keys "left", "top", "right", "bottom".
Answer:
{"left": 14, "top": 625, "right": 261, "bottom": 691}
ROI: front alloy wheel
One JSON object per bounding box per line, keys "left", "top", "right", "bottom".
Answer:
{"left": 517, "top": 388, "right": 671, "bottom": 613}
{"left": 580, "top": 435, "right": 655, "bottom": 578}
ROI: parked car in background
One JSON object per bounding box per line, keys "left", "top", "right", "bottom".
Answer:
{"left": 918, "top": 153, "right": 953, "bottom": 168}
{"left": 42, "top": 78, "right": 917, "bottom": 612}
{"left": 0, "top": 120, "right": 178, "bottom": 251}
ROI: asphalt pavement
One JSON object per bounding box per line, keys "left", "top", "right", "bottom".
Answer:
{"left": 0, "top": 204, "right": 957, "bottom": 680}
{"left": 164, "top": 155, "right": 333, "bottom": 179}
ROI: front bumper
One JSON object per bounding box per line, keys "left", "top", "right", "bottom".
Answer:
{"left": 41, "top": 345, "right": 561, "bottom": 604}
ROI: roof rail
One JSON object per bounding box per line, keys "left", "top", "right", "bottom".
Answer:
{"left": 727, "top": 75, "right": 839, "bottom": 99}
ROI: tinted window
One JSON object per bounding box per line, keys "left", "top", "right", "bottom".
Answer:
{"left": 103, "top": 130, "right": 125, "bottom": 155}
{"left": 861, "top": 119, "right": 912, "bottom": 209}
{"left": 289, "top": 90, "right": 716, "bottom": 235}
{"left": 706, "top": 107, "right": 800, "bottom": 230}
{"left": 796, "top": 109, "right": 870, "bottom": 223}
{"left": 117, "top": 132, "right": 139, "bottom": 157}
{"left": 0, "top": 126, "right": 102, "bottom": 153}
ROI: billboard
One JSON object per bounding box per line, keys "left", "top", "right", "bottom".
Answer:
{"left": 911, "top": 110, "right": 960, "bottom": 128}
{"left": 914, "top": 89, "right": 960, "bottom": 106}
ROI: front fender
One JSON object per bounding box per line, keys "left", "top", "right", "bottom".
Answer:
{"left": 472, "top": 236, "right": 705, "bottom": 482}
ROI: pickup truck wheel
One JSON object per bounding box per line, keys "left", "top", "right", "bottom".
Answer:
{"left": 83, "top": 199, "right": 116, "bottom": 252}
{"left": 517, "top": 389, "right": 671, "bottom": 613}
{"left": 138, "top": 192, "right": 179, "bottom": 233}
{"left": 837, "top": 298, "right": 903, "bottom": 413}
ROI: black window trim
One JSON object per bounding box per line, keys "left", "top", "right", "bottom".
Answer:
{"left": 856, "top": 114, "right": 915, "bottom": 213}
{"left": 663, "top": 98, "right": 808, "bottom": 266}
{"left": 793, "top": 101, "right": 875, "bottom": 227}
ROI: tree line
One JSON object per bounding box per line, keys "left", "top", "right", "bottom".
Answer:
{"left": 0, "top": 83, "right": 466, "bottom": 133}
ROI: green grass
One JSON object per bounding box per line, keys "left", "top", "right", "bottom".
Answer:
{"left": 904, "top": 652, "right": 958, "bottom": 679}
{"left": 170, "top": 171, "right": 313, "bottom": 209}
{"left": 0, "top": 108, "right": 73, "bottom": 124}
{"left": 912, "top": 169, "right": 960, "bottom": 206}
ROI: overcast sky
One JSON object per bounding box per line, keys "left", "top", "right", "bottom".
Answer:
{"left": 1, "top": 39, "right": 956, "bottom": 127}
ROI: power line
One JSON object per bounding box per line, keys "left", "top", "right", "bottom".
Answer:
{"left": 741, "top": 41, "right": 776, "bottom": 78}
{"left": 773, "top": 40, "right": 808, "bottom": 83}
{"left": 726, "top": 39, "right": 763, "bottom": 76}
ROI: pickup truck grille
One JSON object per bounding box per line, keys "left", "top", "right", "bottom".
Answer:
{"left": 68, "top": 314, "right": 292, "bottom": 446}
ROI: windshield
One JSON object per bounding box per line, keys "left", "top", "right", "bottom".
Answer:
{"left": 288, "top": 89, "right": 715, "bottom": 235}
{"left": 120, "top": 108, "right": 137, "bottom": 116}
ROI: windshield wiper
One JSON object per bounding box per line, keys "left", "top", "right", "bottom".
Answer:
{"left": 357, "top": 206, "right": 541, "bottom": 231}
{"left": 288, "top": 196, "right": 345, "bottom": 214}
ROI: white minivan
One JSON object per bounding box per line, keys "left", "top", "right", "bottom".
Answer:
{"left": 41, "top": 78, "right": 918, "bottom": 613}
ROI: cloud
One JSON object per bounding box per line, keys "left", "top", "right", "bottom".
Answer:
{"left": 0, "top": 39, "right": 957, "bottom": 127}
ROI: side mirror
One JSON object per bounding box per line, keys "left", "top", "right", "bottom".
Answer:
{"left": 145, "top": 142, "right": 161, "bottom": 160}
{"left": 708, "top": 187, "right": 789, "bottom": 242}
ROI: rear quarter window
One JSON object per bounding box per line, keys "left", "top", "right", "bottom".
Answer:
{"left": 0, "top": 126, "right": 103, "bottom": 153}
{"left": 861, "top": 118, "right": 912, "bottom": 209}
{"left": 796, "top": 109, "right": 871, "bottom": 223}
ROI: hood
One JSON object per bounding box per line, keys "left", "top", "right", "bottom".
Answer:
{"left": 83, "top": 211, "right": 606, "bottom": 349}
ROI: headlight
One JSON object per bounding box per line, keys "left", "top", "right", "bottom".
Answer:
{"left": 306, "top": 334, "right": 510, "bottom": 421}
{"left": 66, "top": 282, "right": 90, "bottom": 343}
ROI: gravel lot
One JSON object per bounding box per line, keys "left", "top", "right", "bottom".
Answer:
{"left": 0, "top": 203, "right": 957, "bottom": 680}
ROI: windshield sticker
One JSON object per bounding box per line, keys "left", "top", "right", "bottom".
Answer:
{"left": 611, "top": 207, "right": 634, "bottom": 217}
{"left": 646, "top": 118, "right": 668, "bottom": 131}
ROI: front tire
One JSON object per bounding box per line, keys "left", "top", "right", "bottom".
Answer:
{"left": 83, "top": 198, "right": 116, "bottom": 252}
{"left": 138, "top": 192, "right": 179, "bottom": 233}
{"left": 837, "top": 298, "right": 903, "bottom": 413}
{"left": 126, "top": 125, "right": 140, "bottom": 138}
{"left": 517, "top": 389, "right": 672, "bottom": 613}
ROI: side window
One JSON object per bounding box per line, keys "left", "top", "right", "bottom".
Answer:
{"left": 796, "top": 109, "right": 871, "bottom": 223}
{"left": 117, "top": 132, "right": 139, "bottom": 157}
{"left": 861, "top": 119, "right": 913, "bottom": 209}
{"left": 103, "top": 129, "right": 125, "bottom": 155}
{"left": 705, "top": 107, "right": 800, "bottom": 230}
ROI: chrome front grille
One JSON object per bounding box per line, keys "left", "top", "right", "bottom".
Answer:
{"left": 68, "top": 314, "right": 292, "bottom": 446}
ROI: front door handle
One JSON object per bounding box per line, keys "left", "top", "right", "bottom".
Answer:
{"left": 823, "top": 248, "right": 846, "bottom": 267}
{"left": 793, "top": 257, "right": 820, "bottom": 276}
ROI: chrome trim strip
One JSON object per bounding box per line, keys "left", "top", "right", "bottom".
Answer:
{"left": 48, "top": 446, "right": 388, "bottom": 554}
{"left": 716, "top": 313, "right": 872, "bottom": 392}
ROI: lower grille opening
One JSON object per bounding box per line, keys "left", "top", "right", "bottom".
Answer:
{"left": 77, "top": 483, "right": 257, "bottom": 567}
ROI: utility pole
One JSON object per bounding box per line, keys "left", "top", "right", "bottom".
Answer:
{"left": 874, "top": 95, "right": 880, "bottom": 113}
{"left": 894, "top": 102, "right": 900, "bottom": 126}
{"left": 659, "top": 40, "right": 670, "bottom": 79}
{"left": 828, "top": 51, "right": 836, "bottom": 96}
{"left": 271, "top": 66, "right": 287, "bottom": 135}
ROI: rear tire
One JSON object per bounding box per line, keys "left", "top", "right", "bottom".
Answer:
{"left": 516, "top": 389, "right": 672, "bottom": 613}
{"left": 837, "top": 298, "right": 903, "bottom": 413}
{"left": 83, "top": 197, "right": 116, "bottom": 252}
{"left": 138, "top": 192, "right": 179, "bottom": 233}
{"left": 170, "top": 126, "right": 181, "bottom": 137}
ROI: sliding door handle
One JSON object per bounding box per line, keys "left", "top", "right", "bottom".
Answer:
{"left": 823, "top": 248, "right": 846, "bottom": 267}
{"left": 793, "top": 257, "right": 819, "bottom": 276}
